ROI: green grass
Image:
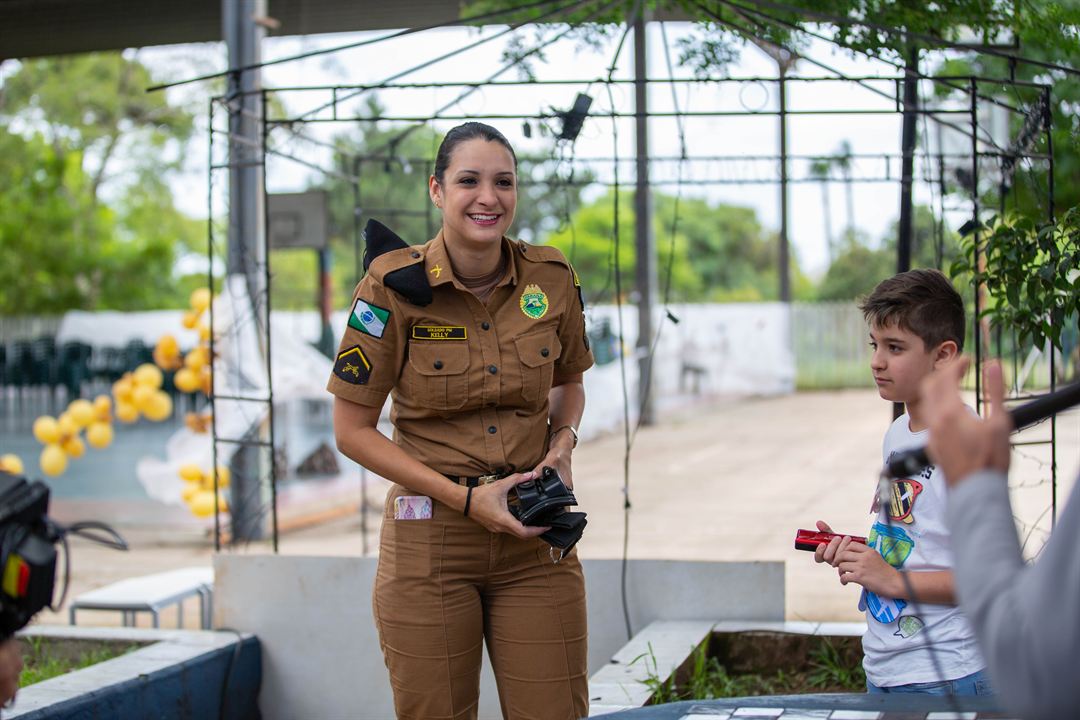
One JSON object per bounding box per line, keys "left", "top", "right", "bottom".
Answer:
{"left": 20, "top": 636, "right": 139, "bottom": 686}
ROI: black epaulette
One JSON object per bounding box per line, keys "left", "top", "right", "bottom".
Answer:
{"left": 362, "top": 219, "right": 432, "bottom": 306}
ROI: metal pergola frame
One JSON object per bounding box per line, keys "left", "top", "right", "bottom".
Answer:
{"left": 204, "top": 44, "right": 1058, "bottom": 552}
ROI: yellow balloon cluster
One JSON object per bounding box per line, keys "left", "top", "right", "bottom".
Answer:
{"left": 112, "top": 364, "right": 174, "bottom": 425}
{"left": 178, "top": 463, "right": 230, "bottom": 518}
{"left": 163, "top": 288, "right": 214, "bottom": 401}
{"left": 32, "top": 394, "right": 114, "bottom": 477}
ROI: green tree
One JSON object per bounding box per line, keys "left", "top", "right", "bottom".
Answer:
{"left": 0, "top": 53, "right": 202, "bottom": 313}
{"left": 544, "top": 190, "right": 809, "bottom": 302}
{"left": 817, "top": 204, "right": 961, "bottom": 301}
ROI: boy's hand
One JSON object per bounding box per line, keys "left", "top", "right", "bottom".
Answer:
{"left": 812, "top": 520, "right": 846, "bottom": 566}
{"left": 836, "top": 542, "right": 901, "bottom": 597}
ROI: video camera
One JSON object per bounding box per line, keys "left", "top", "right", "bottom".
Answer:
{"left": 0, "top": 472, "right": 126, "bottom": 638}
{"left": 508, "top": 466, "right": 587, "bottom": 557}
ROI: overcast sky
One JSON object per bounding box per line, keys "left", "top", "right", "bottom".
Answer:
{"left": 32, "top": 22, "right": 999, "bottom": 276}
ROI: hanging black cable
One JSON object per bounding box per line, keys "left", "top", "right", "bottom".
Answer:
{"left": 147, "top": 0, "right": 579, "bottom": 92}
{"left": 604, "top": 0, "right": 644, "bottom": 643}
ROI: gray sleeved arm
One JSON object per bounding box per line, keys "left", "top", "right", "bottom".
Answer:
{"left": 947, "top": 469, "right": 1080, "bottom": 720}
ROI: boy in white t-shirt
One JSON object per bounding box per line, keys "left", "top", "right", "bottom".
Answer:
{"left": 814, "top": 269, "right": 992, "bottom": 695}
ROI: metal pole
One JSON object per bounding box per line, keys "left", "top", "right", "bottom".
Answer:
{"left": 224, "top": 0, "right": 267, "bottom": 543}
{"left": 894, "top": 47, "right": 919, "bottom": 420}
{"left": 633, "top": 12, "right": 657, "bottom": 426}
{"left": 778, "top": 67, "right": 791, "bottom": 303}
{"left": 897, "top": 47, "right": 919, "bottom": 274}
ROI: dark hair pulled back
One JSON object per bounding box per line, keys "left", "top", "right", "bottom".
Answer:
{"left": 432, "top": 122, "right": 518, "bottom": 184}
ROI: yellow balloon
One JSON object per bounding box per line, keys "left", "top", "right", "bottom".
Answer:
{"left": 189, "top": 491, "right": 217, "bottom": 518}
{"left": 40, "top": 444, "right": 67, "bottom": 477}
{"left": 132, "top": 384, "right": 155, "bottom": 411}
{"left": 180, "top": 483, "right": 201, "bottom": 503}
{"left": 173, "top": 367, "right": 200, "bottom": 394}
{"left": 86, "top": 422, "right": 114, "bottom": 449}
{"left": 133, "top": 363, "right": 164, "bottom": 389}
{"left": 216, "top": 491, "right": 230, "bottom": 512}
{"left": 190, "top": 287, "right": 212, "bottom": 314}
{"left": 32, "top": 416, "right": 60, "bottom": 445}
{"left": 115, "top": 401, "right": 139, "bottom": 424}
{"left": 179, "top": 464, "right": 204, "bottom": 483}
{"left": 214, "top": 465, "right": 231, "bottom": 489}
{"left": 62, "top": 435, "right": 86, "bottom": 459}
{"left": 67, "top": 399, "right": 95, "bottom": 428}
{"left": 93, "top": 394, "right": 112, "bottom": 416}
{"left": 181, "top": 310, "right": 199, "bottom": 329}
{"left": 0, "top": 454, "right": 24, "bottom": 475}
{"left": 184, "top": 346, "right": 207, "bottom": 372}
{"left": 142, "top": 391, "right": 173, "bottom": 422}
{"left": 156, "top": 334, "right": 180, "bottom": 358}
{"left": 112, "top": 376, "right": 135, "bottom": 404}
{"left": 197, "top": 323, "right": 211, "bottom": 343}
{"left": 57, "top": 413, "right": 78, "bottom": 439}
{"left": 200, "top": 367, "right": 213, "bottom": 396}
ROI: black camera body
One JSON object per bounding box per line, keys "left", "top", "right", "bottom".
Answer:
{"left": 0, "top": 473, "right": 58, "bottom": 638}
{"left": 508, "top": 466, "right": 587, "bottom": 554}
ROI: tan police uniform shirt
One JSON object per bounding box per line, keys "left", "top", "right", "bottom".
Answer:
{"left": 326, "top": 231, "right": 594, "bottom": 477}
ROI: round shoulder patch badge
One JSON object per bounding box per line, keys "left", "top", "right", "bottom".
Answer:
{"left": 519, "top": 283, "right": 549, "bottom": 319}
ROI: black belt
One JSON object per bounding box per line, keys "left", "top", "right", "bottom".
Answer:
{"left": 443, "top": 471, "right": 510, "bottom": 488}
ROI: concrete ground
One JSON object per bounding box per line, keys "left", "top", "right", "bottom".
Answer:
{"left": 35, "top": 388, "right": 1078, "bottom": 629}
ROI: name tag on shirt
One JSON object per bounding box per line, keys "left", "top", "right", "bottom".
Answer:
{"left": 412, "top": 326, "right": 467, "bottom": 340}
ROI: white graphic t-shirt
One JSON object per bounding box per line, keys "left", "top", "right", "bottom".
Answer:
{"left": 860, "top": 412, "right": 985, "bottom": 687}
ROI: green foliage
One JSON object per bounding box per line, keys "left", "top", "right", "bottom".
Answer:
{"left": 817, "top": 205, "right": 962, "bottom": 301}
{"left": 466, "top": 1, "right": 1044, "bottom": 74}
{"left": 545, "top": 190, "right": 806, "bottom": 302}
{"left": 950, "top": 207, "right": 1080, "bottom": 352}
{"left": 0, "top": 53, "right": 201, "bottom": 314}
{"left": 633, "top": 635, "right": 866, "bottom": 703}
{"left": 807, "top": 638, "right": 866, "bottom": 690}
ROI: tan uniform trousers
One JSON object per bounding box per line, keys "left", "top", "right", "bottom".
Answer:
{"left": 373, "top": 484, "right": 589, "bottom": 720}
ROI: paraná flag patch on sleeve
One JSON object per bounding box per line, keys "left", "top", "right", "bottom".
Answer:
{"left": 348, "top": 299, "right": 390, "bottom": 338}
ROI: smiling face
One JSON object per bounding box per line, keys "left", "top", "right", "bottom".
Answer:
{"left": 429, "top": 138, "right": 517, "bottom": 250}
{"left": 868, "top": 321, "right": 943, "bottom": 405}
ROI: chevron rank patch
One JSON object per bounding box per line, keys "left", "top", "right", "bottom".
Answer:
{"left": 334, "top": 345, "right": 372, "bottom": 385}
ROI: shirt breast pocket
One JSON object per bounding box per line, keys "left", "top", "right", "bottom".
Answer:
{"left": 514, "top": 328, "right": 562, "bottom": 404}
{"left": 406, "top": 342, "right": 470, "bottom": 411}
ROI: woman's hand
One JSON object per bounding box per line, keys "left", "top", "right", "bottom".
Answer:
{"left": 467, "top": 471, "right": 549, "bottom": 539}
{"left": 533, "top": 434, "right": 575, "bottom": 489}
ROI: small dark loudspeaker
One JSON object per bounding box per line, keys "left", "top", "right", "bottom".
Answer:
{"left": 558, "top": 94, "right": 593, "bottom": 142}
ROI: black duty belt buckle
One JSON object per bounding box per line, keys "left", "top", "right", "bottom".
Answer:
{"left": 509, "top": 466, "right": 587, "bottom": 553}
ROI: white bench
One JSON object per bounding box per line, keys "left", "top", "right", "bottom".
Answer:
{"left": 68, "top": 567, "right": 214, "bottom": 629}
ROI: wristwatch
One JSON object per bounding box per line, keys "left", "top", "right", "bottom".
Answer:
{"left": 551, "top": 424, "right": 579, "bottom": 449}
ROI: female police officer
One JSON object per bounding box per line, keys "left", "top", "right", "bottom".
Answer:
{"left": 328, "top": 122, "right": 593, "bottom": 720}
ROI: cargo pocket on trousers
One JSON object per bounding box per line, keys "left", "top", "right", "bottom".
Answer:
{"left": 406, "top": 342, "right": 470, "bottom": 412}
{"left": 382, "top": 516, "right": 435, "bottom": 579}
{"left": 514, "top": 328, "right": 561, "bottom": 404}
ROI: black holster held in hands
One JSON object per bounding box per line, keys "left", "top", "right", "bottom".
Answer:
{"left": 508, "top": 466, "right": 587, "bottom": 553}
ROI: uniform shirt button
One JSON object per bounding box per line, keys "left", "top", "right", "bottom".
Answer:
{"left": 481, "top": 322, "right": 490, "bottom": 331}
{"left": 411, "top": 251, "right": 421, "bottom": 258}
{"left": 540, "top": 348, "right": 550, "bottom": 357}
{"left": 488, "top": 365, "right": 498, "bottom": 374}
{"left": 488, "top": 426, "right": 497, "bottom": 434}
{"left": 434, "top": 360, "right": 443, "bottom": 370}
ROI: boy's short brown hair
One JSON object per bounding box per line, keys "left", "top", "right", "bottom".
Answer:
{"left": 859, "top": 269, "right": 965, "bottom": 352}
